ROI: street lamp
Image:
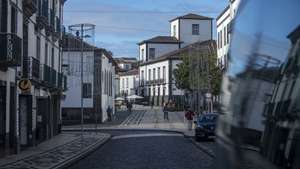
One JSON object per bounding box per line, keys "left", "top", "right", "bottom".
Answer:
{"left": 68, "top": 23, "right": 96, "bottom": 140}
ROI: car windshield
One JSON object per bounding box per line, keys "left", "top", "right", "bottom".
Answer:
{"left": 198, "top": 115, "right": 217, "bottom": 123}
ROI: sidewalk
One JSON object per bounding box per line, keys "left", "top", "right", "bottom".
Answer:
{"left": 63, "top": 107, "right": 196, "bottom": 138}
{"left": 0, "top": 132, "right": 110, "bottom": 169}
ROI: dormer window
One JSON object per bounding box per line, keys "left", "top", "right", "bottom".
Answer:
{"left": 192, "top": 24, "right": 199, "bottom": 35}
{"left": 149, "top": 48, "right": 155, "bottom": 59}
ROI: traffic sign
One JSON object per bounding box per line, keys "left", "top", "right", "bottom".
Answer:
{"left": 18, "top": 79, "right": 31, "bottom": 92}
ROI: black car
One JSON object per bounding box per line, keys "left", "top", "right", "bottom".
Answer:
{"left": 195, "top": 113, "right": 217, "bottom": 141}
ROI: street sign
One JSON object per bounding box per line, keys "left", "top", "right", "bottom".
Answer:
{"left": 18, "top": 79, "right": 31, "bottom": 92}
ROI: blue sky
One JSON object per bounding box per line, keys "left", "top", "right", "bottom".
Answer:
{"left": 63, "top": 0, "right": 228, "bottom": 58}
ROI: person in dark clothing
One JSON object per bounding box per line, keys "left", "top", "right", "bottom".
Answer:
{"left": 163, "top": 102, "right": 169, "bottom": 120}
{"left": 107, "top": 106, "right": 112, "bottom": 121}
{"left": 127, "top": 102, "right": 132, "bottom": 113}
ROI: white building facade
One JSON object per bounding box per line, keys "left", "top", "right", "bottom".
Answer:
{"left": 216, "top": 0, "right": 240, "bottom": 69}
{"left": 0, "top": 0, "right": 67, "bottom": 156}
{"left": 119, "top": 69, "right": 139, "bottom": 96}
{"left": 61, "top": 35, "right": 115, "bottom": 124}
{"left": 138, "top": 14, "right": 213, "bottom": 106}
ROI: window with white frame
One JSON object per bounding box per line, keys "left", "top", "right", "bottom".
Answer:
{"left": 192, "top": 24, "right": 199, "bottom": 35}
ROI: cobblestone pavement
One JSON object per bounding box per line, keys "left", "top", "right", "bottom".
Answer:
{"left": 0, "top": 133, "right": 110, "bottom": 169}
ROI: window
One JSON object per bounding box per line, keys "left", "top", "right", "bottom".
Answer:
{"left": 141, "top": 49, "right": 144, "bottom": 61}
{"left": 141, "top": 70, "right": 144, "bottom": 84}
{"left": 158, "top": 67, "right": 161, "bottom": 79}
{"left": 227, "top": 24, "right": 230, "bottom": 44}
{"left": 220, "top": 30, "right": 223, "bottom": 48}
{"left": 11, "top": 5, "right": 17, "bottom": 33}
{"left": 217, "top": 32, "right": 220, "bottom": 49}
{"left": 82, "top": 83, "right": 92, "bottom": 98}
{"left": 153, "top": 68, "right": 156, "bottom": 80}
{"left": 0, "top": 0, "right": 8, "bottom": 32}
{"left": 122, "top": 78, "right": 125, "bottom": 89}
{"left": 224, "top": 27, "right": 226, "bottom": 45}
{"left": 126, "top": 78, "right": 129, "bottom": 88}
{"left": 192, "top": 24, "right": 199, "bottom": 35}
{"left": 163, "top": 66, "right": 166, "bottom": 82}
{"left": 51, "top": 48, "right": 54, "bottom": 68}
{"left": 36, "top": 37, "right": 41, "bottom": 60}
{"left": 45, "top": 43, "right": 48, "bottom": 65}
{"left": 148, "top": 69, "right": 151, "bottom": 80}
{"left": 149, "top": 48, "right": 155, "bottom": 59}
{"left": 173, "top": 25, "right": 176, "bottom": 37}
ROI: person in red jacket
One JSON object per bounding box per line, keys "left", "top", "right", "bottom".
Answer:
{"left": 185, "top": 109, "right": 195, "bottom": 130}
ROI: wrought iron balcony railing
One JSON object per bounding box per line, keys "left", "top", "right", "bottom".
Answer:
{"left": 23, "top": 0, "right": 37, "bottom": 17}
{"left": 37, "top": 0, "right": 49, "bottom": 28}
{"left": 0, "top": 33, "right": 22, "bottom": 67}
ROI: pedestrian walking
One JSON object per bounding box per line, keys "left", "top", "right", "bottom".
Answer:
{"left": 163, "top": 102, "right": 169, "bottom": 120}
{"left": 127, "top": 102, "right": 132, "bottom": 113}
{"left": 185, "top": 109, "right": 195, "bottom": 130}
{"left": 106, "top": 106, "right": 112, "bottom": 121}
{"left": 151, "top": 100, "right": 154, "bottom": 109}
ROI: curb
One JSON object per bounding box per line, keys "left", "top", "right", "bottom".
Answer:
{"left": 189, "top": 138, "right": 215, "bottom": 158}
{"left": 62, "top": 128, "right": 186, "bottom": 135}
{"left": 52, "top": 134, "right": 112, "bottom": 169}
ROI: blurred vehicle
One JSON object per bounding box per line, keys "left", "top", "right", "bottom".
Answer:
{"left": 216, "top": 0, "right": 300, "bottom": 169}
{"left": 195, "top": 113, "right": 218, "bottom": 141}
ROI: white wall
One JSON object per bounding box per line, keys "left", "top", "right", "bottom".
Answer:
{"left": 179, "top": 19, "right": 212, "bottom": 47}
{"left": 101, "top": 54, "right": 115, "bottom": 121}
{"left": 139, "top": 44, "right": 146, "bottom": 62}
{"left": 119, "top": 74, "right": 138, "bottom": 95}
{"left": 170, "top": 19, "right": 179, "bottom": 39}
{"left": 217, "top": 0, "right": 241, "bottom": 67}
{"left": 148, "top": 43, "right": 179, "bottom": 59}
{"left": 139, "top": 60, "right": 169, "bottom": 96}
{"left": 62, "top": 51, "right": 94, "bottom": 108}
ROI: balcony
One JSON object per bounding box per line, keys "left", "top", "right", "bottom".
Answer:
{"left": 53, "top": 16, "right": 61, "bottom": 41}
{"left": 36, "top": 0, "right": 49, "bottom": 28}
{"left": 40, "top": 64, "right": 58, "bottom": 88}
{"left": 57, "top": 72, "right": 67, "bottom": 91}
{"left": 23, "top": 56, "right": 40, "bottom": 80}
{"left": 0, "top": 33, "right": 22, "bottom": 68}
{"left": 23, "top": 0, "right": 37, "bottom": 17}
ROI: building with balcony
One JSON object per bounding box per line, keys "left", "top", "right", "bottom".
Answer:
{"left": 119, "top": 69, "right": 139, "bottom": 97}
{"left": 0, "top": 0, "right": 67, "bottom": 157}
{"left": 138, "top": 13, "right": 213, "bottom": 106}
{"left": 61, "top": 34, "right": 116, "bottom": 124}
{"left": 216, "top": 0, "right": 240, "bottom": 70}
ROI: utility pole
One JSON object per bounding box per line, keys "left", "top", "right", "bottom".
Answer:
{"left": 80, "top": 24, "right": 84, "bottom": 139}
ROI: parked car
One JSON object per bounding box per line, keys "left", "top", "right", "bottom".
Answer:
{"left": 194, "top": 113, "right": 218, "bottom": 141}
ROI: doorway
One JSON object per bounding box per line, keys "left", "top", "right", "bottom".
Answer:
{"left": 0, "top": 85, "right": 6, "bottom": 157}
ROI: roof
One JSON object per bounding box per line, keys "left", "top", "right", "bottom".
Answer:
{"left": 169, "top": 13, "right": 213, "bottom": 22}
{"left": 216, "top": 5, "right": 230, "bottom": 21}
{"left": 62, "top": 33, "right": 98, "bottom": 51}
{"left": 115, "top": 57, "right": 137, "bottom": 64}
{"left": 140, "top": 40, "right": 217, "bottom": 66}
{"left": 138, "top": 36, "right": 181, "bottom": 45}
{"left": 119, "top": 69, "right": 139, "bottom": 76}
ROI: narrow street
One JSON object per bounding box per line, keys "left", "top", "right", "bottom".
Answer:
{"left": 67, "top": 131, "right": 213, "bottom": 169}
{"left": 64, "top": 107, "right": 216, "bottom": 169}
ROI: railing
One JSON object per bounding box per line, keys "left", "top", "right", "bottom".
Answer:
{"left": 23, "top": 0, "right": 38, "bottom": 16}
{"left": 0, "top": 33, "right": 22, "bottom": 67}
{"left": 31, "top": 57, "right": 40, "bottom": 79}
{"left": 40, "top": 64, "right": 57, "bottom": 88}
{"left": 37, "top": 0, "right": 49, "bottom": 27}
